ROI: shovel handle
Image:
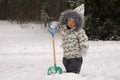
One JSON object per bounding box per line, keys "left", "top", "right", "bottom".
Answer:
{"left": 52, "top": 37, "right": 56, "bottom": 65}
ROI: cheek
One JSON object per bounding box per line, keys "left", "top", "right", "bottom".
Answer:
{"left": 72, "top": 22, "right": 76, "bottom": 26}
{"left": 68, "top": 22, "right": 71, "bottom": 25}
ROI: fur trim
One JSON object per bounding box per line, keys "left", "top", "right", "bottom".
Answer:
{"left": 59, "top": 10, "right": 84, "bottom": 31}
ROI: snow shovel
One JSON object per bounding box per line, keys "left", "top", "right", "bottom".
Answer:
{"left": 47, "top": 26, "right": 63, "bottom": 75}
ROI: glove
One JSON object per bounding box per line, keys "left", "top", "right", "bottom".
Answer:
{"left": 80, "top": 50, "right": 87, "bottom": 57}
{"left": 50, "top": 23, "right": 58, "bottom": 29}
{"left": 48, "top": 23, "right": 58, "bottom": 37}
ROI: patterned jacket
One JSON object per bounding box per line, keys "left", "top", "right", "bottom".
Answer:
{"left": 59, "top": 25, "right": 88, "bottom": 59}
{"left": 58, "top": 10, "right": 89, "bottom": 59}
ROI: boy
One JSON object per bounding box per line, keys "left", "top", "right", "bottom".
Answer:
{"left": 50, "top": 10, "right": 89, "bottom": 74}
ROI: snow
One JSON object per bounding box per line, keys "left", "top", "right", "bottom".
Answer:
{"left": 0, "top": 21, "right": 120, "bottom": 80}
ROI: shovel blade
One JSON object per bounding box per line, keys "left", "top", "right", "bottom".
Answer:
{"left": 47, "top": 65, "right": 63, "bottom": 75}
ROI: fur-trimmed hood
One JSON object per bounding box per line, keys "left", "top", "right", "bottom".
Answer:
{"left": 59, "top": 10, "right": 84, "bottom": 31}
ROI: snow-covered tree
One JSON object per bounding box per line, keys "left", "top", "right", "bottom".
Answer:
{"left": 41, "top": 1, "right": 51, "bottom": 27}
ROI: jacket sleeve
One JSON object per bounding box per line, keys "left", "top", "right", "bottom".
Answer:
{"left": 77, "top": 29, "right": 89, "bottom": 52}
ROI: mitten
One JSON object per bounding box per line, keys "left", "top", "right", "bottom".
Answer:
{"left": 80, "top": 50, "right": 87, "bottom": 57}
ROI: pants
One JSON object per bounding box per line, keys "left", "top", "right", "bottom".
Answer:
{"left": 63, "top": 57, "right": 83, "bottom": 74}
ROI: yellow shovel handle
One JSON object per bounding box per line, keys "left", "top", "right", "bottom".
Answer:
{"left": 52, "top": 37, "right": 56, "bottom": 65}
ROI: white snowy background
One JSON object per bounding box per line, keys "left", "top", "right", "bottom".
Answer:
{"left": 0, "top": 21, "right": 120, "bottom": 80}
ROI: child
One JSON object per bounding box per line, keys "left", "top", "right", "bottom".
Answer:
{"left": 50, "top": 10, "right": 89, "bottom": 74}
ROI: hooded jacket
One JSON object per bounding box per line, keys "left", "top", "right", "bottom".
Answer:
{"left": 59, "top": 10, "right": 88, "bottom": 59}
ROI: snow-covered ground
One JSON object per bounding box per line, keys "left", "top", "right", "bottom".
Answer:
{"left": 0, "top": 21, "right": 120, "bottom": 80}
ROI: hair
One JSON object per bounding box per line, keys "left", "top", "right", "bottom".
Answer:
{"left": 59, "top": 10, "right": 84, "bottom": 31}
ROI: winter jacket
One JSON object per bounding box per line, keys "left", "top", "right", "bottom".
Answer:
{"left": 59, "top": 10, "right": 89, "bottom": 59}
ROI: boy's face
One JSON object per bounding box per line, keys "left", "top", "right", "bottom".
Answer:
{"left": 67, "top": 19, "right": 76, "bottom": 29}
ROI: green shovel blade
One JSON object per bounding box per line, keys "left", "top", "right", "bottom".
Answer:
{"left": 47, "top": 64, "right": 63, "bottom": 75}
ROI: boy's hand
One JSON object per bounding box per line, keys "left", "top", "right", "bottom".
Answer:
{"left": 50, "top": 22, "right": 58, "bottom": 29}
{"left": 48, "top": 22, "right": 58, "bottom": 37}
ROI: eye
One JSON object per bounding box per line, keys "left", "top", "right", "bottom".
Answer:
{"left": 68, "top": 19, "right": 72, "bottom": 22}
